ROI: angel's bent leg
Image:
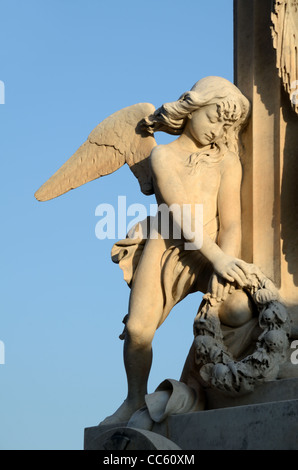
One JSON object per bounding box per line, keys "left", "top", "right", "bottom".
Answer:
{"left": 125, "top": 237, "right": 168, "bottom": 398}
{"left": 101, "top": 237, "right": 167, "bottom": 425}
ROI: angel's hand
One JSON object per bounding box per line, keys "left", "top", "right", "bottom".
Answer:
{"left": 208, "top": 272, "right": 235, "bottom": 302}
{"left": 212, "top": 254, "right": 250, "bottom": 288}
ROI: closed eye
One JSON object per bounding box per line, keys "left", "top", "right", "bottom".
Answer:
{"left": 207, "top": 114, "right": 219, "bottom": 124}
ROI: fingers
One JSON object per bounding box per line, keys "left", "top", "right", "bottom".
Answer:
{"left": 230, "top": 271, "right": 245, "bottom": 287}
{"left": 222, "top": 282, "right": 231, "bottom": 301}
{"left": 224, "top": 260, "right": 250, "bottom": 288}
{"left": 220, "top": 271, "right": 235, "bottom": 283}
{"left": 231, "top": 265, "right": 248, "bottom": 286}
{"left": 218, "top": 279, "right": 235, "bottom": 301}
{"left": 210, "top": 274, "right": 226, "bottom": 301}
{"left": 214, "top": 276, "right": 231, "bottom": 301}
{"left": 221, "top": 269, "right": 243, "bottom": 287}
{"left": 235, "top": 259, "right": 252, "bottom": 277}
{"left": 210, "top": 262, "right": 243, "bottom": 302}
{"left": 216, "top": 281, "right": 224, "bottom": 302}
{"left": 210, "top": 274, "right": 218, "bottom": 298}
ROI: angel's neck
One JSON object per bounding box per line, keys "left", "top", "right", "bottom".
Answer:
{"left": 175, "top": 129, "right": 210, "bottom": 154}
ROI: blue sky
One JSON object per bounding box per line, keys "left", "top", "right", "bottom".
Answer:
{"left": 0, "top": 0, "right": 234, "bottom": 449}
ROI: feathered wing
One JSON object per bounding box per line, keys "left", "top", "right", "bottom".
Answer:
{"left": 35, "top": 103, "right": 157, "bottom": 202}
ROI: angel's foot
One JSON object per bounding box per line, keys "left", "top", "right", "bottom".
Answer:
{"left": 99, "top": 398, "right": 145, "bottom": 426}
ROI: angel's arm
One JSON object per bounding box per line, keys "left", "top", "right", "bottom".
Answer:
{"left": 209, "top": 151, "right": 243, "bottom": 299}
{"left": 150, "top": 145, "right": 248, "bottom": 286}
{"left": 217, "top": 151, "right": 242, "bottom": 257}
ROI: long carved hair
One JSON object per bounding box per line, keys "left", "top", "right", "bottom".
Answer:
{"left": 142, "top": 76, "right": 250, "bottom": 172}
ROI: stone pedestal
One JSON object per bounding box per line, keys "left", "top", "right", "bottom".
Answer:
{"left": 84, "top": 378, "right": 298, "bottom": 450}
{"left": 164, "top": 398, "right": 298, "bottom": 450}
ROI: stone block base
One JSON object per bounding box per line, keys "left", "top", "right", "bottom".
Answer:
{"left": 84, "top": 378, "right": 298, "bottom": 450}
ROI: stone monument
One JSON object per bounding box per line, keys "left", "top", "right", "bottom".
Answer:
{"left": 35, "top": 0, "right": 298, "bottom": 450}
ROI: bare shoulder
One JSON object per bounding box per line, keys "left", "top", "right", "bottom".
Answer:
{"left": 150, "top": 144, "right": 169, "bottom": 161}
{"left": 150, "top": 144, "right": 171, "bottom": 173}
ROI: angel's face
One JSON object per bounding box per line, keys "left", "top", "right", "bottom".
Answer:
{"left": 187, "top": 104, "right": 232, "bottom": 147}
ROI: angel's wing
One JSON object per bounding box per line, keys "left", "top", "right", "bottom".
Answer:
{"left": 34, "top": 103, "right": 157, "bottom": 202}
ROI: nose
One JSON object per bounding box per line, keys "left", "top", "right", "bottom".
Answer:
{"left": 213, "top": 122, "right": 224, "bottom": 138}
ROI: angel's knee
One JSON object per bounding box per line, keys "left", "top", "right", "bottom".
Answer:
{"left": 125, "top": 316, "right": 158, "bottom": 349}
{"left": 218, "top": 289, "right": 255, "bottom": 327}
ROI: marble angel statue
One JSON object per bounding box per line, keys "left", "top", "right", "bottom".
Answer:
{"left": 35, "top": 76, "right": 257, "bottom": 424}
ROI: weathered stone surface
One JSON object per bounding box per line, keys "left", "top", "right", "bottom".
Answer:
{"left": 85, "top": 378, "right": 298, "bottom": 449}
{"left": 235, "top": 0, "right": 298, "bottom": 326}
{"left": 166, "top": 399, "right": 298, "bottom": 450}
{"left": 205, "top": 376, "right": 298, "bottom": 409}
{"left": 84, "top": 426, "right": 181, "bottom": 451}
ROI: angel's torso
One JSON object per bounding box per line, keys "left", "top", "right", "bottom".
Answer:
{"left": 151, "top": 144, "right": 223, "bottom": 228}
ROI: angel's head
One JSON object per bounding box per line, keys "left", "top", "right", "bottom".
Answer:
{"left": 143, "top": 76, "right": 250, "bottom": 155}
